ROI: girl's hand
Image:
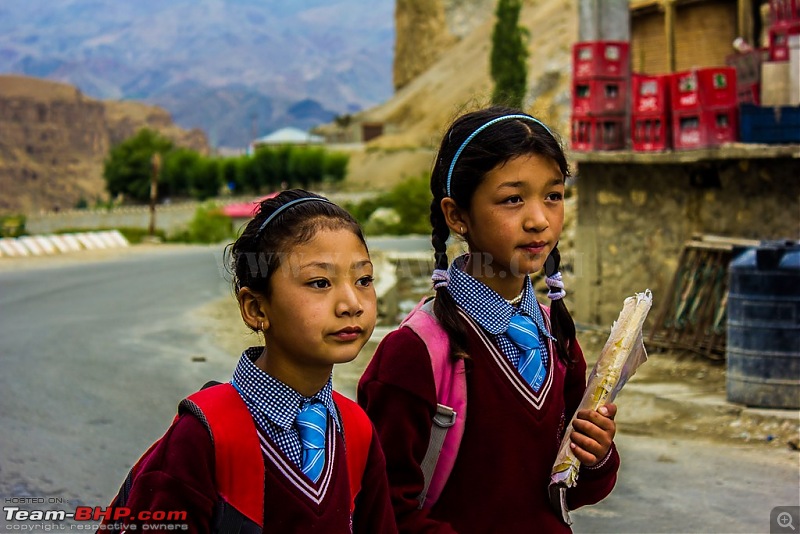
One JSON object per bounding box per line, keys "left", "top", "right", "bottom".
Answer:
{"left": 569, "top": 403, "right": 617, "bottom": 467}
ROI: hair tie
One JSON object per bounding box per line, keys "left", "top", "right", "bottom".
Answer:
{"left": 257, "top": 197, "right": 331, "bottom": 236}
{"left": 432, "top": 269, "right": 450, "bottom": 290}
{"left": 446, "top": 114, "right": 555, "bottom": 197}
{"left": 545, "top": 271, "right": 566, "bottom": 301}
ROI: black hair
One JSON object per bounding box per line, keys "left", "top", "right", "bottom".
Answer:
{"left": 225, "top": 189, "right": 367, "bottom": 330}
{"left": 430, "top": 105, "right": 576, "bottom": 364}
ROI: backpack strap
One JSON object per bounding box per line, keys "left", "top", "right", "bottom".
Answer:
{"left": 332, "top": 391, "right": 373, "bottom": 515}
{"left": 181, "top": 383, "right": 265, "bottom": 530}
{"left": 400, "top": 297, "right": 467, "bottom": 510}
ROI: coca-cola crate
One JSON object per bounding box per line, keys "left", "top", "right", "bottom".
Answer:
{"left": 571, "top": 114, "right": 626, "bottom": 151}
{"left": 572, "top": 77, "right": 629, "bottom": 115}
{"left": 572, "top": 41, "right": 630, "bottom": 80}
{"left": 769, "top": 21, "right": 800, "bottom": 61}
{"left": 632, "top": 112, "right": 672, "bottom": 152}
{"left": 770, "top": 0, "right": 800, "bottom": 23}
{"left": 632, "top": 73, "right": 671, "bottom": 114}
{"left": 738, "top": 81, "right": 761, "bottom": 105}
{"left": 672, "top": 107, "right": 738, "bottom": 150}
{"left": 670, "top": 67, "right": 738, "bottom": 111}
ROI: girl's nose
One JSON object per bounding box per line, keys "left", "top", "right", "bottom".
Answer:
{"left": 336, "top": 286, "right": 363, "bottom": 317}
{"left": 524, "top": 201, "right": 549, "bottom": 232}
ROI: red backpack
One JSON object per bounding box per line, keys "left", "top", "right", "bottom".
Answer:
{"left": 106, "top": 382, "right": 372, "bottom": 532}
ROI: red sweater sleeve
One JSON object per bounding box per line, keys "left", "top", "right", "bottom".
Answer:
{"left": 562, "top": 339, "right": 621, "bottom": 510}
{"left": 357, "top": 328, "right": 458, "bottom": 534}
{"left": 352, "top": 425, "right": 400, "bottom": 534}
{"left": 122, "top": 414, "right": 217, "bottom": 532}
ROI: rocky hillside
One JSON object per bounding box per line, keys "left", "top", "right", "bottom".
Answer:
{"left": 342, "top": 0, "right": 577, "bottom": 189}
{"left": 0, "top": 75, "right": 208, "bottom": 214}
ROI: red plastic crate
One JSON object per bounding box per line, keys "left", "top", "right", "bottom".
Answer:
{"left": 768, "top": 21, "right": 800, "bottom": 61}
{"left": 572, "top": 77, "right": 629, "bottom": 115}
{"left": 670, "top": 67, "right": 738, "bottom": 111}
{"left": 632, "top": 112, "right": 672, "bottom": 152}
{"left": 672, "top": 107, "right": 738, "bottom": 150}
{"left": 572, "top": 41, "right": 630, "bottom": 80}
{"left": 632, "top": 73, "right": 671, "bottom": 114}
{"left": 770, "top": 0, "right": 800, "bottom": 23}
{"left": 571, "top": 114, "right": 626, "bottom": 151}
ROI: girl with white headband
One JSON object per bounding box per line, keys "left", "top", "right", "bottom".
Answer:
{"left": 358, "top": 106, "right": 620, "bottom": 533}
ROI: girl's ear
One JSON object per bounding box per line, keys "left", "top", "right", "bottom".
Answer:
{"left": 440, "top": 197, "right": 469, "bottom": 236}
{"left": 237, "top": 287, "right": 270, "bottom": 331}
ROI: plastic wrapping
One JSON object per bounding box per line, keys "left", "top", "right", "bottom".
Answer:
{"left": 549, "top": 290, "right": 653, "bottom": 525}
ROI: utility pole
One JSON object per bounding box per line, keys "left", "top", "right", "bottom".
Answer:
{"left": 149, "top": 152, "right": 161, "bottom": 237}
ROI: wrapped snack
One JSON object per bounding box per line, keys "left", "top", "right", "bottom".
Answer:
{"left": 549, "top": 290, "right": 653, "bottom": 525}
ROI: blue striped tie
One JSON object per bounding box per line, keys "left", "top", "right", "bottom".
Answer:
{"left": 507, "top": 314, "right": 546, "bottom": 392}
{"left": 296, "top": 400, "right": 327, "bottom": 482}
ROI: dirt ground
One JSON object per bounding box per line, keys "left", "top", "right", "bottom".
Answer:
{"left": 201, "top": 295, "right": 800, "bottom": 454}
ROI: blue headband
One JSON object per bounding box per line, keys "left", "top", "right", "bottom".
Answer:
{"left": 257, "top": 197, "right": 331, "bottom": 235}
{"left": 446, "top": 114, "right": 555, "bottom": 197}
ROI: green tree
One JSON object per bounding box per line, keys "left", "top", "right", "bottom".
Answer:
{"left": 289, "top": 147, "right": 326, "bottom": 188}
{"left": 490, "top": 0, "right": 528, "bottom": 108}
{"left": 103, "top": 129, "right": 173, "bottom": 202}
{"left": 323, "top": 152, "right": 349, "bottom": 183}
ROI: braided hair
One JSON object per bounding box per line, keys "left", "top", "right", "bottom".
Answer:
{"left": 429, "top": 105, "right": 576, "bottom": 364}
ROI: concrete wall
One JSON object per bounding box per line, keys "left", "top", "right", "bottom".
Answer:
{"left": 572, "top": 154, "right": 800, "bottom": 326}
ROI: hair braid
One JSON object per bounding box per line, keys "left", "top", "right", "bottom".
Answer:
{"left": 430, "top": 189, "right": 469, "bottom": 359}
{"left": 544, "top": 245, "right": 576, "bottom": 365}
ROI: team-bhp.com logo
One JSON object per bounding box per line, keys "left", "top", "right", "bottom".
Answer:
{"left": 4, "top": 505, "right": 188, "bottom": 530}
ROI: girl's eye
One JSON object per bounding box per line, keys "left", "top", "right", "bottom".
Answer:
{"left": 503, "top": 195, "right": 523, "bottom": 204}
{"left": 356, "top": 276, "right": 374, "bottom": 288}
{"left": 309, "top": 279, "right": 331, "bottom": 289}
{"left": 547, "top": 192, "right": 564, "bottom": 202}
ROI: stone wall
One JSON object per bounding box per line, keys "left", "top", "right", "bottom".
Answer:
{"left": 572, "top": 153, "right": 800, "bottom": 327}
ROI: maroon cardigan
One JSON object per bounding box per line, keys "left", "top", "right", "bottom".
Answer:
{"left": 122, "top": 412, "right": 397, "bottom": 533}
{"left": 358, "top": 313, "right": 619, "bottom": 533}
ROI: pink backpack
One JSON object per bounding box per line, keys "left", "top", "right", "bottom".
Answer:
{"left": 401, "top": 296, "right": 556, "bottom": 510}
{"left": 400, "top": 297, "right": 466, "bottom": 510}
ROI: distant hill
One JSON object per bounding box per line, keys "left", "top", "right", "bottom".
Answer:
{"left": 0, "top": 75, "right": 208, "bottom": 213}
{"left": 0, "top": 0, "right": 394, "bottom": 148}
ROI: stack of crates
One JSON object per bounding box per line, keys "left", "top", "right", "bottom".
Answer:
{"left": 570, "top": 41, "right": 630, "bottom": 151}
{"left": 631, "top": 73, "right": 672, "bottom": 151}
{"left": 669, "top": 67, "right": 738, "bottom": 150}
{"left": 768, "top": 0, "right": 800, "bottom": 62}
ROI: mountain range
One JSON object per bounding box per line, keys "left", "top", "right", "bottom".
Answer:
{"left": 0, "top": 0, "right": 394, "bottom": 148}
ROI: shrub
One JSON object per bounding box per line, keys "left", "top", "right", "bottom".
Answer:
{"left": 169, "top": 203, "right": 234, "bottom": 244}
{"left": 348, "top": 174, "right": 432, "bottom": 236}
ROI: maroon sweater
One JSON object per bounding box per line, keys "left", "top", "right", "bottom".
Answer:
{"left": 122, "top": 411, "right": 397, "bottom": 533}
{"left": 358, "top": 313, "right": 619, "bottom": 533}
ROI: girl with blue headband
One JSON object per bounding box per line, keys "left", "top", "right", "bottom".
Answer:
{"left": 107, "top": 189, "right": 397, "bottom": 533}
{"left": 358, "top": 107, "right": 620, "bottom": 532}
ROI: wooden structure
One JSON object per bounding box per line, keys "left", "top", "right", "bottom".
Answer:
{"left": 629, "top": 0, "right": 761, "bottom": 74}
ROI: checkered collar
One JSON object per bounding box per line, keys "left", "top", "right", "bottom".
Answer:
{"left": 231, "top": 346, "right": 339, "bottom": 431}
{"left": 446, "top": 254, "right": 553, "bottom": 339}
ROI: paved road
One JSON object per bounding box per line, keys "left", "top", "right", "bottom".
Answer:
{"left": 0, "top": 245, "right": 797, "bottom": 533}
{"left": 0, "top": 246, "right": 235, "bottom": 516}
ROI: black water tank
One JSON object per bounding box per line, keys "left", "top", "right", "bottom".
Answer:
{"left": 726, "top": 240, "right": 800, "bottom": 409}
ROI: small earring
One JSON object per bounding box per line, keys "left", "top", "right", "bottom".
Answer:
{"left": 258, "top": 321, "right": 264, "bottom": 331}
{"left": 460, "top": 226, "right": 465, "bottom": 235}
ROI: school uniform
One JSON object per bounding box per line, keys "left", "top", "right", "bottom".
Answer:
{"left": 358, "top": 256, "right": 619, "bottom": 533}
{"left": 123, "top": 348, "right": 397, "bottom": 533}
